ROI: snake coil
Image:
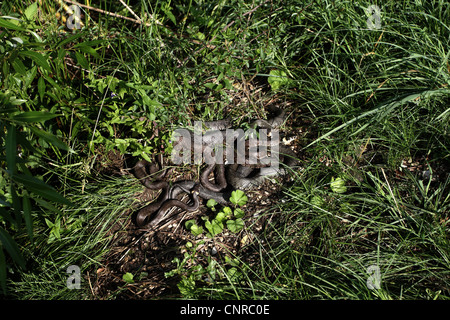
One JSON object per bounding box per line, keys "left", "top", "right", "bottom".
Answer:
{"left": 133, "top": 106, "right": 297, "bottom": 229}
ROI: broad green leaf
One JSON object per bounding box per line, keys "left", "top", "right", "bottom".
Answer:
{"left": 10, "top": 183, "right": 21, "bottom": 222}
{"left": 0, "top": 18, "right": 25, "bottom": 31}
{"left": 206, "top": 199, "right": 218, "bottom": 209}
{"left": 163, "top": 8, "right": 176, "bottom": 25}
{"left": 0, "top": 226, "right": 26, "bottom": 269}
{"left": 123, "top": 272, "right": 134, "bottom": 283}
{"left": 12, "top": 58, "right": 26, "bottom": 75}
{"left": 57, "top": 31, "right": 85, "bottom": 48}
{"left": 190, "top": 224, "right": 204, "bottom": 236}
{"left": 234, "top": 208, "right": 245, "bottom": 219}
{"left": 34, "top": 198, "right": 62, "bottom": 214}
{"left": 23, "top": 65, "right": 37, "bottom": 90}
{"left": 24, "top": 2, "right": 38, "bottom": 20}
{"left": 205, "top": 219, "right": 223, "bottom": 236}
{"left": 11, "top": 173, "right": 73, "bottom": 206}
{"left": 230, "top": 190, "right": 248, "bottom": 206}
{"left": 9, "top": 98, "right": 27, "bottom": 106}
{"left": 13, "top": 111, "right": 58, "bottom": 123}
{"left": 268, "top": 70, "right": 290, "bottom": 91}
{"left": 30, "top": 127, "right": 71, "bottom": 151}
{"left": 215, "top": 210, "right": 227, "bottom": 223}
{"left": 12, "top": 173, "right": 54, "bottom": 191}
{"left": 227, "top": 267, "right": 242, "bottom": 281}
{"left": 45, "top": 218, "right": 54, "bottom": 228}
{"left": 22, "top": 194, "right": 33, "bottom": 243}
{"left": 310, "top": 195, "right": 325, "bottom": 207}
{"left": 226, "top": 218, "right": 244, "bottom": 233}
{"left": 75, "top": 52, "right": 89, "bottom": 70}
{"left": 0, "top": 207, "right": 15, "bottom": 225}
{"left": 37, "top": 77, "right": 45, "bottom": 102}
{"left": 185, "top": 219, "right": 197, "bottom": 231}
{"left": 19, "top": 51, "right": 51, "bottom": 71}
{"left": 6, "top": 125, "right": 16, "bottom": 174}
{"left": 77, "top": 45, "right": 100, "bottom": 59}
{"left": 29, "top": 186, "right": 72, "bottom": 206}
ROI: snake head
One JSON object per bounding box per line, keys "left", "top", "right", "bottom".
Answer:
{"left": 192, "top": 183, "right": 201, "bottom": 194}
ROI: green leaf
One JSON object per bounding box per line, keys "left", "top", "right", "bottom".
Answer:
{"left": 44, "top": 218, "right": 54, "bottom": 228}
{"left": 19, "top": 51, "right": 51, "bottom": 72}
{"left": 77, "top": 45, "right": 100, "bottom": 59}
{"left": 57, "top": 31, "right": 85, "bottom": 48}
{"left": 6, "top": 125, "right": 16, "bottom": 174}
{"left": 0, "top": 247, "right": 6, "bottom": 294}
{"left": 13, "top": 111, "right": 58, "bottom": 123}
{"left": 0, "top": 207, "right": 15, "bottom": 226}
{"left": 223, "top": 206, "right": 232, "bottom": 216}
{"left": 75, "top": 52, "right": 89, "bottom": 70}
{"left": 310, "top": 195, "right": 325, "bottom": 207}
{"left": 185, "top": 220, "right": 204, "bottom": 236}
{"left": 190, "top": 224, "right": 204, "bottom": 236}
{"left": 11, "top": 173, "right": 73, "bottom": 206}
{"left": 165, "top": 10, "right": 176, "bottom": 25}
{"left": 12, "top": 58, "right": 26, "bottom": 75}
{"left": 215, "top": 210, "right": 227, "bottom": 223}
{"left": 330, "top": 177, "right": 347, "bottom": 194}
{"left": 9, "top": 98, "right": 27, "bottom": 106}
{"left": 234, "top": 208, "right": 245, "bottom": 219}
{"left": 206, "top": 199, "right": 218, "bottom": 208}
{"left": 230, "top": 190, "right": 248, "bottom": 206}
{"left": 205, "top": 219, "right": 223, "bottom": 236}
{"left": 226, "top": 218, "right": 244, "bottom": 233}
{"left": 22, "top": 194, "right": 33, "bottom": 243}
{"left": 123, "top": 272, "right": 134, "bottom": 283}
{"left": 30, "top": 127, "right": 72, "bottom": 152}
{"left": 0, "top": 226, "right": 26, "bottom": 269}
{"left": 0, "top": 18, "right": 26, "bottom": 31}
{"left": 185, "top": 219, "right": 196, "bottom": 230}
{"left": 37, "top": 77, "right": 45, "bottom": 102}
{"left": 268, "top": 69, "right": 290, "bottom": 91}
{"left": 227, "top": 267, "right": 242, "bottom": 281}
{"left": 24, "top": 2, "right": 38, "bottom": 20}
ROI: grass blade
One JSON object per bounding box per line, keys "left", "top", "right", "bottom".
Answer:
{"left": 22, "top": 194, "right": 33, "bottom": 244}
{"left": 0, "top": 227, "right": 26, "bottom": 269}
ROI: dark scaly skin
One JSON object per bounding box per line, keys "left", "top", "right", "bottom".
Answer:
{"left": 133, "top": 106, "right": 298, "bottom": 229}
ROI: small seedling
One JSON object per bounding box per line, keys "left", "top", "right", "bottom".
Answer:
{"left": 226, "top": 218, "right": 244, "bottom": 233}
{"left": 268, "top": 69, "right": 291, "bottom": 91}
{"left": 185, "top": 220, "right": 204, "bottom": 236}
{"left": 185, "top": 190, "right": 248, "bottom": 237}
{"left": 330, "top": 176, "right": 347, "bottom": 193}
{"left": 230, "top": 190, "right": 248, "bottom": 206}
{"left": 122, "top": 272, "right": 134, "bottom": 283}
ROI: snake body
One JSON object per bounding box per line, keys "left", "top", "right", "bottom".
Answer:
{"left": 133, "top": 106, "right": 297, "bottom": 229}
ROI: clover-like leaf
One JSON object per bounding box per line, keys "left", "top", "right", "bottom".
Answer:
{"left": 206, "top": 198, "right": 218, "bottom": 210}
{"left": 234, "top": 208, "right": 245, "bottom": 219}
{"left": 205, "top": 219, "right": 223, "bottom": 237}
{"left": 185, "top": 219, "right": 203, "bottom": 236}
{"left": 226, "top": 218, "right": 244, "bottom": 233}
{"left": 215, "top": 211, "right": 227, "bottom": 223}
{"left": 268, "top": 69, "right": 290, "bottom": 91}
{"left": 122, "top": 272, "right": 134, "bottom": 284}
{"left": 230, "top": 190, "right": 248, "bottom": 206}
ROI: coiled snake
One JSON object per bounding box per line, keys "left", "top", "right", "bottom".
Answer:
{"left": 133, "top": 106, "right": 298, "bottom": 229}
